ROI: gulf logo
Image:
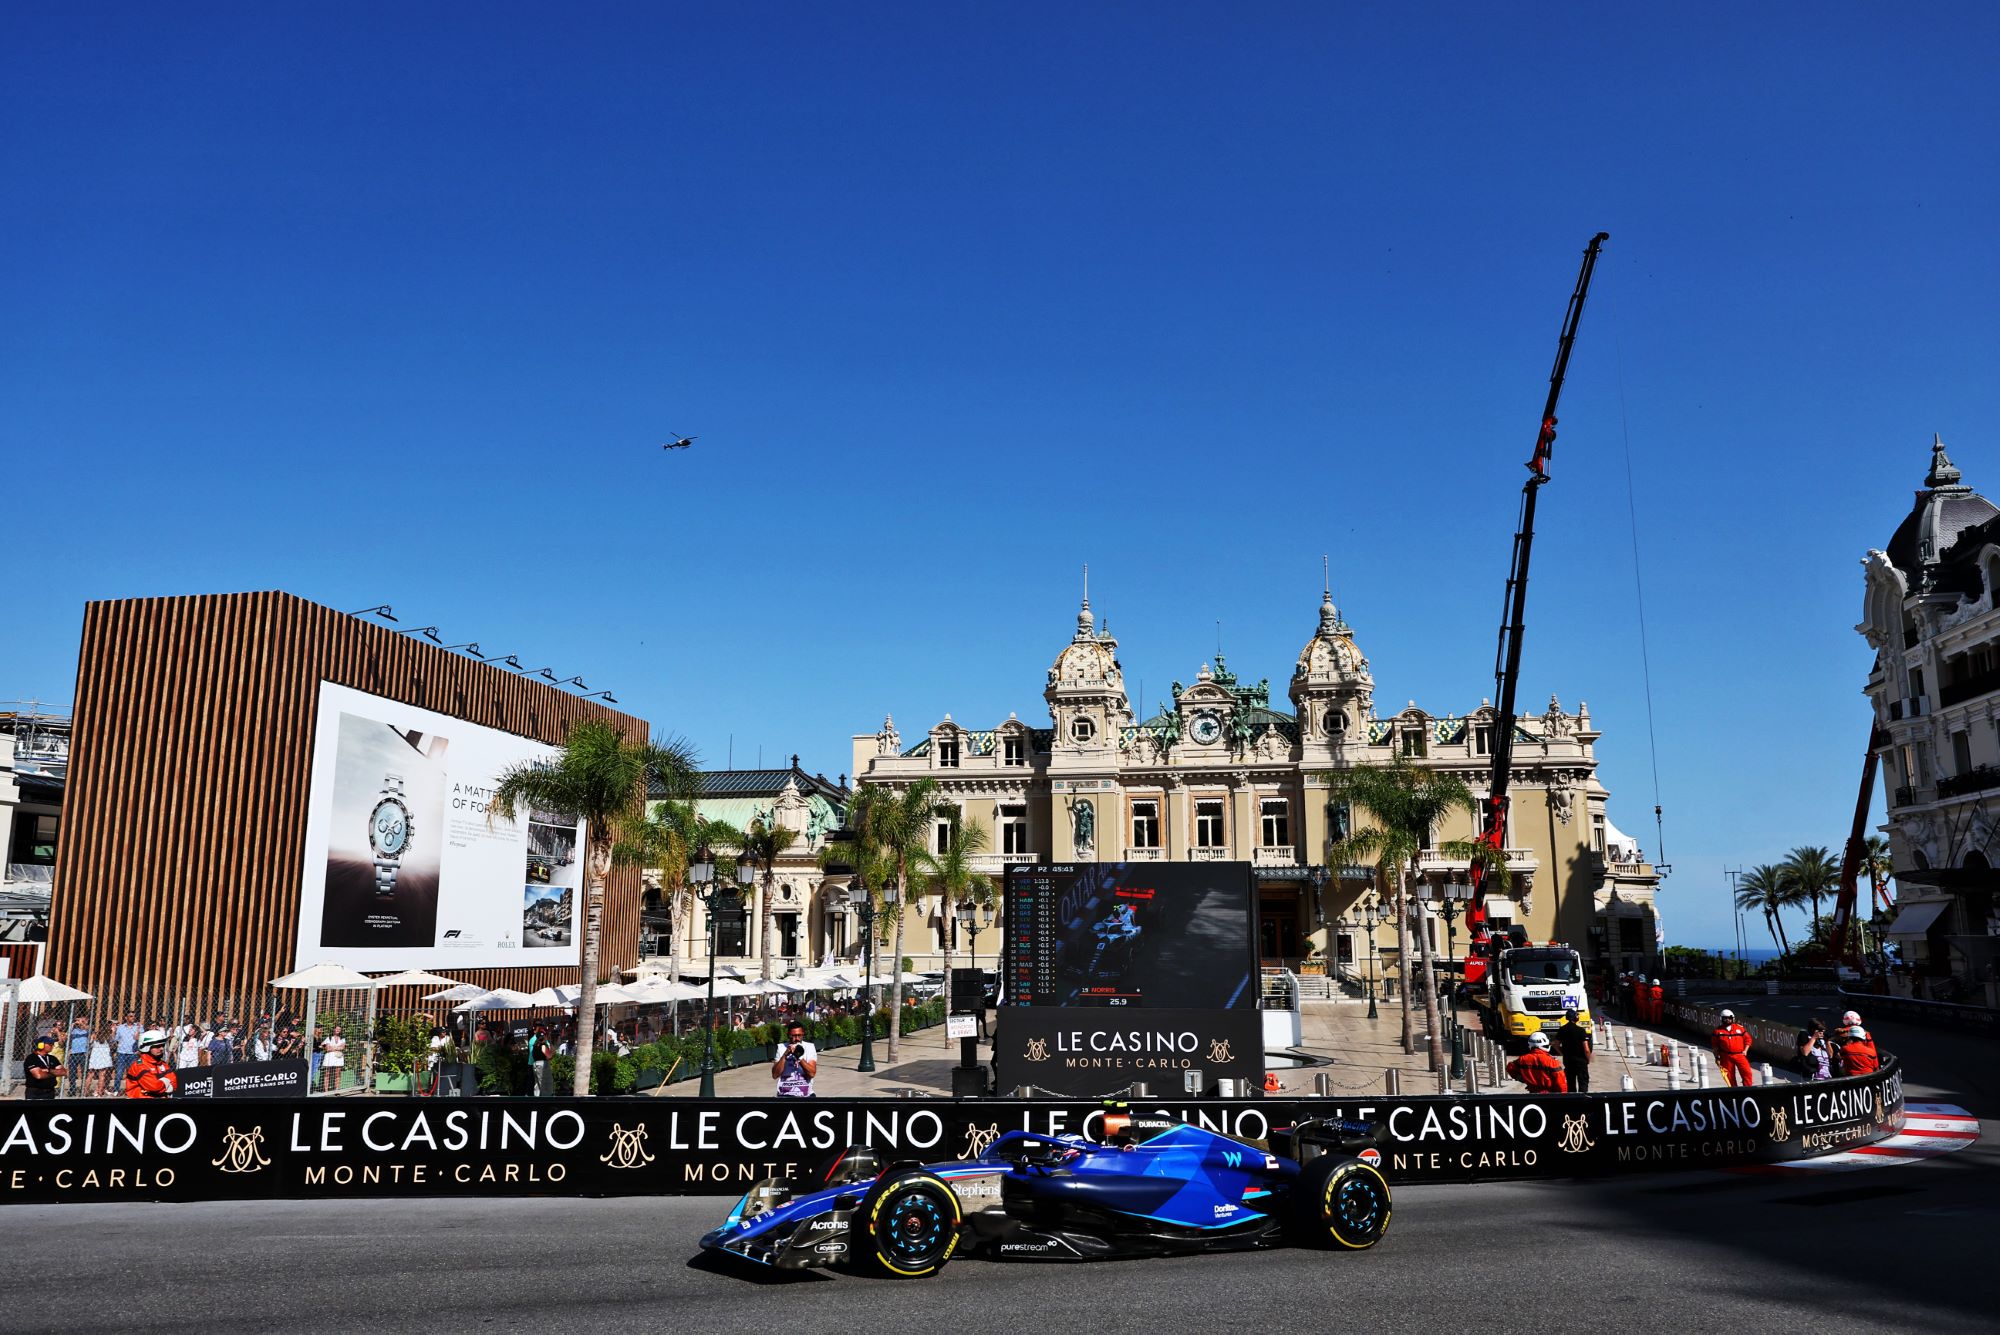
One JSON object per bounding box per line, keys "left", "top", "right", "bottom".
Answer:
{"left": 1357, "top": 1148, "right": 1382, "bottom": 1168}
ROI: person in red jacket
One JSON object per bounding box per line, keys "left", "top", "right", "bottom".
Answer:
{"left": 1832, "top": 1010, "right": 1880, "bottom": 1076}
{"left": 1506, "top": 1032, "right": 1569, "bottom": 1093}
{"left": 122, "top": 1029, "right": 179, "bottom": 1099}
{"left": 1711, "top": 1008, "right": 1755, "bottom": 1086}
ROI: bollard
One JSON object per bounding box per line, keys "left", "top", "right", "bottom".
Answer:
{"left": 1314, "top": 1071, "right": 1332, "bottom": 1098}
{"left": 1666, "top": 1057, "right": 1681, "bottom": 1090}
{"left": 1760, "top": 1061, "right": 1774, "bottom": 1085}
{"left": 1466, "top": 1054, "right": 1480, "bottom": 1095}
{"left": 1385, "top": 1068, "right": 1400, "bottom": 1096}
{"left": 1692, "top": 1053, "right": 1707, "bottom": 1086}
{"left": 1620, "top": 1073, "right": 1635, "bottom": 1092}
{"left": 1623, "top": 1028, "right": 1635, "bottom": 1059}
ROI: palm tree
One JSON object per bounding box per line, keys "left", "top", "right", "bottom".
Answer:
{"left": 1735, "top": 863, "right": 1791, "bottom": 956}
{"left": 739, "top": 817, "right": 801, "bottom": 980}
{"left": 1782, "top": 845, "right": 1841, "bottom": 937}
{"left": 915, "top": 812, "right": 995, "bottom": 1014}
{"left": 1860, "top": 834, "right": 1893, "bottom": 904}
{"left": 840, "top": 777, "right": 943, "bottom": 1063}
{"left": 618, "top": 801, "right": 741, "bottom": 983}
{"left": 488, "top": 720, "right": 697, "bottom": 1095}
{"left": 1321, "top": 758, "right": 1510, "bottom": 1074}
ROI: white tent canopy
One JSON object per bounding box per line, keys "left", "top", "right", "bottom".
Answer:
{"left": 423, "top": 983, "right": 490, "bottom": 1002}
{"left": 270, "top": 962, "right": 377, "bottom": 991}
{"left": 370, "top": 969, "right": 468, "bottom": 990}
{"left": 450, "top": 988, "right": 540, "bottom": 1013}
{"left": 10, "top": 975, "right": 92, "bottom": 1004}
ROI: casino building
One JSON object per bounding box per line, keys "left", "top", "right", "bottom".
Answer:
{"left": 852, "top": 590, "right": 1664, "bottom": 988}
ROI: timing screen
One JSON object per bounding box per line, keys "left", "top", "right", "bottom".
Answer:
{"left": 1005, "top": 862, "right": 1256, "bottom": 1009}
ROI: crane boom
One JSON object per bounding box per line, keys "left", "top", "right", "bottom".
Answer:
{"left": 1466, "top": 233, "right": 1610, "bottom": 956}
{"left": 1829, "top": 723, "right": 1888, "bottom": 966}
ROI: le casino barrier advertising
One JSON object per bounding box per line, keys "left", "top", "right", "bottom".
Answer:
{"left": 0, "top": 1059, "right": 1904, "bottom": 1206}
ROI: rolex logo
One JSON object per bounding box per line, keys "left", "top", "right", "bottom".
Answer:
{"left": 1769, "top": 1107, "right": 1790, "bottom": 1143}
{"left": 1023, "top": 1038, "right": 1050, "bottom": 1063}
{"left": 1556, "top": 1113, "right": 1595, "bottom": 1154}
{"left": 211, "top": 1126, "right": 271, "bottom": 1174}
{"left": 1206, "top": 1039, "right": 1233, "bottom": 1063}
{"left": 600, "top": 1123, "right": 655, "bottom": 1170}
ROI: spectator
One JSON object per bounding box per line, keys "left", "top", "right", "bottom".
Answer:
{"left": 771, "top": 1023, "right": 818, "bottom": 1097}
{"left": 66, "top": 1014, "right": 91, "bottom": 1094}
{"left": 251, "top": 1025, "right": 275, "bottom": 1063}
{"left": 321, "top": 1025, "right": 347, "bottom": 1092}
{"left": 113, "top": 1012, "right": 141, "bottom": 1085}
{"left": 528, "top": 1025, "right": 553, "bottom": 1097}
{"left": 176, "top": 1024, "right": 202, "bottom": 1072}
{"left": 87, "top": 1026, "right": 115, "bottom": 1096}
{"left": 1796, "top": 1017, "right": 1832, "bottom": 1081}
{"left": 207, "top": 1026, "right": 233, "bottom": 1067}
{"left": 308, "top": 1026, "right": 325, "bottom": 1085}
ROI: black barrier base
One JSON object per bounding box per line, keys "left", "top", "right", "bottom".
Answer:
{"left": 0, "top": 1059, "right": 1907, "bottom": 1207}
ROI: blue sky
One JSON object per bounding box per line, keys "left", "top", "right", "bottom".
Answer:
{"left": 6, "top": 5, "right": 1998, "bottom": 949}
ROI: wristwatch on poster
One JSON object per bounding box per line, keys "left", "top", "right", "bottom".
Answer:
{"left": 369, "top": 773, "right": 413, "bottom": 898}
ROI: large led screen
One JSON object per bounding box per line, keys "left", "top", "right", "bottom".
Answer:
{"left": 294, "top": 681, "right": 586, "bottom": 970}
{"left": 1004, "top": 861, "right": 1257, "bottom": 1010}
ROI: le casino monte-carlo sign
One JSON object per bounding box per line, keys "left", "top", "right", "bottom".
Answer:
{"left": 0, "top": 1064, "right": 1906, "bottom": 1206}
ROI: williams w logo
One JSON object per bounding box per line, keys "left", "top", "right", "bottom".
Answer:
{"left": 1769, "top": 1107, "right": 1790, "bottom": 1143}
{"left": 1206, "top": 1039, "right": 1233, "bottom": 1063}
{"left": 1556, "top": 1114, "right": 1595, "bottom": 1154}
{"left": 1023, "top": 1038, "right": 1051, "bottom": 1063}
{"left": 960, "top": 1123, "right": 1001, "bottom": 1160}
{"left": 1222, "top": 1150, "right": 1244, "bottom": 1167}
{"left": 600, "top": 1124, "right": 655, "bottom": 1170}
{"left": 211, "top": 1126, "right": 271, "bottom": 1174}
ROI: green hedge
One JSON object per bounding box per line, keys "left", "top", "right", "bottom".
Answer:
{"left": 446, "top": 1002, "right": 951, "bottom": 1095}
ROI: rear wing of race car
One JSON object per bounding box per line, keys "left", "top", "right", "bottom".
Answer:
{"left": 1268, "top": 1118, "right": 1388, "bottom": 1163}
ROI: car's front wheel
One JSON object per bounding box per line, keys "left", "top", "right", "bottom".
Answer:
{"left": 859, "top": 1170, "right": 962, "bottom": 1277}
{"left": 1291, "top": 1154, "right": 1392, "bottom": 1250}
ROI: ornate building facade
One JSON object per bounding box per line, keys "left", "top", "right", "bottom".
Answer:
{"left": 637, "top": 761, "right": 854, "bottom": 976}
{"left": 853, "top": 590, "right": 1663, "bottom": 984}
{"left": 1859, "top": 437, "right": 2000, "bottom": 997}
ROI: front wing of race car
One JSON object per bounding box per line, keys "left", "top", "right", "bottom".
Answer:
{"left": 699, "top": 1163, "right": 1011, "bottom": 1270}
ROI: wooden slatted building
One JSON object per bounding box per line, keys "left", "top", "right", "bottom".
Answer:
{"left": 46, "top": 592, "right": 649, "bottom": 1008}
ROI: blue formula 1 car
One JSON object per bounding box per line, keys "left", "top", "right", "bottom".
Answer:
{"left": 698, "top": 1109, "right": 1392, "bottom": 1278}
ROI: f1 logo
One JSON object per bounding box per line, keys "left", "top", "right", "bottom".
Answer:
{"left": 443, "top": 930, "right": 462, "bottom": 939}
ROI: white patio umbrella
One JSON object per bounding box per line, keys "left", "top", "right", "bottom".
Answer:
{"left": 706, "top": 978, "right": 762, "bottom": 999}
{"left": 525, "top": 984, "right": 584, "bottom": 1009}
{"left": 370, "top": 969, "right": 467, "bottom": 991}
{"left": 423, "top": 983, "right": 488, "bottom": 1002}
{"left": 450, "top": 988, "right": 540, "bottom": 1013}
{"left": 11, "top": 975, "right": 92, "bottom": 1004}
{"left": 0, "top": 975, "right": 93, "bottom": 1093}
{"left": 271, "top": 964, "right": 380, "bottom": 1093}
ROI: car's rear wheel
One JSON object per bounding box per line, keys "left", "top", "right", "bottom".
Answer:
{"left": 1292, "top": 1154, "right": 1392, "bottom": 1250}
{"left": 859, "top": 1170, "right": 961, "bottom": 1277}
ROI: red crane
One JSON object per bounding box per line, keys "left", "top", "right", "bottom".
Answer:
{"left": 1829, "top": 723, "right": 1889, "bottom": 967}
{"left": 1462, "top": 233, "right": 1610, "bottom": 988}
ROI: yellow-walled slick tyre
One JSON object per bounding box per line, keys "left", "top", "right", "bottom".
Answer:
{"left": 859, "top": 1170, "right": 962, "bottom": 1278}
{"left": 1292, "top": 1155, "right": 1392, "bottom": 1250}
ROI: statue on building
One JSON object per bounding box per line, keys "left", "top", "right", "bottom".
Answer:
{"left": 1069, "top": 797, "right": 1096, "bottom": 856}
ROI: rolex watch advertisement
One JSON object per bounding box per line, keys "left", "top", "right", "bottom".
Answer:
{"left": 295, "top": 681, "right": 586, "bottom": 970}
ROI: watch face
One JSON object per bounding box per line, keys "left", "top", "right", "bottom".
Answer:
{"left": 371, "top": 798, "right": 411, "bottom": 857}
{"left": 1190, "top": 713, "right": 1222, "bottom": 745}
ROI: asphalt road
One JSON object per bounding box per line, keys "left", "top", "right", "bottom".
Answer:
{"left": 5, "top": 994, "right": 1992, "bottom": 1335}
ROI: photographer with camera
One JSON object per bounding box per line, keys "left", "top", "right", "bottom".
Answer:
{"left": 771, "top": 1023, "right": 818, "bottom": 1097}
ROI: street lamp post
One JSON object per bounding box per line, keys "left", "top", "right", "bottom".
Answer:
{"left": 689, "top": 849, "right": 735, "bottom": 1100}
{"left": 955, "top": 899, "right": 981, "bottom": 975}
{"left": 848, "top": 881, "right": 878, "bottom": 1073}
{"left": 1361, "top": 895, "right": 1381, "bottom": 1020}
{"left": 1433, "top": 872, "right": 1472, "bottom": 1081}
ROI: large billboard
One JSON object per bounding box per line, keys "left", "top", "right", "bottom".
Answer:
{"left": 997, "top": 862, "right": 1262, "bottom": 1095}
{"left": 295, "top": 681, "right": 585, "bottom": 970}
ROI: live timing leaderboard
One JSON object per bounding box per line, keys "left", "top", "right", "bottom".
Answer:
{"left": 1004, "top": 862, "right": 1258, "bottom": 1010}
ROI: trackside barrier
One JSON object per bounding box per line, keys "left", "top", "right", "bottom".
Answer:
{"left": 0, "top": 1059, "right": 1908, "bottom": 1205}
